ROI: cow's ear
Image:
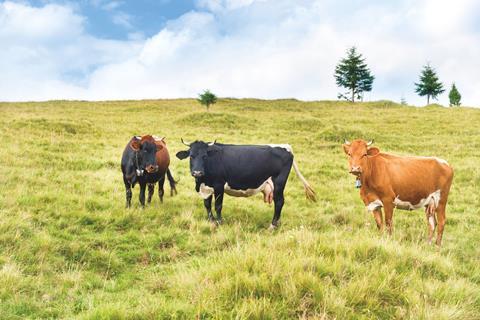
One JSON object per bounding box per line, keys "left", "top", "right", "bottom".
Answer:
{"left": 342, "top": 144, "right": 350, "bottom": 155}
{"left": 367, "top": 147, "right": 380, "bottom": 157}
{"left": 130, "top": 138, "right": 141, "bottom": 151}
{"left": 176, "top": 150, "right": 189, "bottom": 160}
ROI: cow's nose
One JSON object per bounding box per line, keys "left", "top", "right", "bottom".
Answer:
{"left": 192, "top": 171, "right": 204, "bottom": 177}
{"left": 350, "top": 166, "right": 362, "bottom": 175}
{"left": 146, "top": 165, "right": 158, "bottom": 173}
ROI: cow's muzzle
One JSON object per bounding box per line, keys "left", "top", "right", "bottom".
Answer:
{"left": 349, "top": 166, "right": 362, "bottom": 176}
{"left": 192, "top": 170, "right": 204, "bottom": 178}
{"left": 146, "top": 165, "right": 159, "bottom": 173}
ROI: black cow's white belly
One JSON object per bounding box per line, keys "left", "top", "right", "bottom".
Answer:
{"left": 197, "top": 178, "right": 274, "bottom": 199}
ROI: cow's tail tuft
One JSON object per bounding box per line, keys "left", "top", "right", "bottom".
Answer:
{"left": 292, "top": 159, "right": 316, "bottom": 202}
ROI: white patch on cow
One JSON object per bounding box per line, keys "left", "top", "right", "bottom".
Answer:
{"left": 433, "top": 157, "right": 449, "bottom": 166}
{"left": 267, "top": 144, "right": 293, "bottom": 153}
{"left": 428, "top": 215, "right": 436, "bottom": 230}
{"left": 134, "top": 136, "right": 142, "bottom": 140}
{"left": 197, "top": 179, "right": 274, "bottom": 200}
{"left": 224, "top": 178, "right": 273, "bottom": 197}
{"left": 411, "top": 155, "right": 449, "bottom": 166}
{"left": 393, "top": 190, "right": 441, "bottom": 211}
{"left": 198, "top": 183, "right": 214, "bottom": 199}
{"left": 366, "top": 199, "right": 383, "bottom": 212}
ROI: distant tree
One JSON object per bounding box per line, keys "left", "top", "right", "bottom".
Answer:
{"left": 400, "top": 95, "right": 407, "bottom": 106}
{"left": 415, "top": 64, "right": 444, "bottom": 105}
{"left": 448, "top": 83, "right": 461, "bottom": 106}
{"left": 197, "top": 90, "right": 217, "bottom": 111}
{"left": 334, "top": 47, "right": 374, "bottom": 103}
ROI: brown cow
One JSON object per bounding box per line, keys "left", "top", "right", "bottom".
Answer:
{"left": 121, "top": 135, "right": 177, "bottom": 207}
{"left": 342, "top": 139, "right": 453, "bottom": 245}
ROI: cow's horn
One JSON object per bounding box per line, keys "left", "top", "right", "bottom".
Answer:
{"left": 181, "top": 138, "right": 191, "bottom": 146}
{"left": 367, "top": 139, "right": 374, "bottom": 146}
{"left": 208, "top": 140, "right": 217, "bottom": 146}
{"left": 344, "top": 139, "right": 351, "bottom": 145}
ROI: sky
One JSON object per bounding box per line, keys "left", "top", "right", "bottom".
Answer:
{"left": 1, "top": 0, "right": 479, "bottom": 106}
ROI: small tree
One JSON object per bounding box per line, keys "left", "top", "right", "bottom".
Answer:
{"left": 415, "top": 64, "right": 444, "bottom": 105}
{"left": 448, "top": 83, "right": 461, "bottom": 106}
{"left": 197, "top": 90, "right": 217, "bottom": 111}
{"left": 334, "top": 47, "right": 374, "bottom": 103}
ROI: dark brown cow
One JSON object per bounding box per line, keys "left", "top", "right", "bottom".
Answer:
{"left": 343, "top": 139, "right": 453, "bottom": 245}
{"left": 121, "top": 135, "right": 177, "bottom": 207}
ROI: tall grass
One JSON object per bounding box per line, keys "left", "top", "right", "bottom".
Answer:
{"left": 0, "top": 99, "right": 479, "bottom": 319}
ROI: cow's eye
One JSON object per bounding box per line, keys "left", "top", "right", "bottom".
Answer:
{"left": 348, "top": 153, "right": 352, "bottom": 157}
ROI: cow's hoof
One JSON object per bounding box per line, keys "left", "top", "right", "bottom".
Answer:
{"left": 268, "top": 224, "right": 277, "bottom": 231}
{"left": 216, "top": 218, "right": 223, "bottom": 225}
{"left": 209, "top": 221, "right": 218, "bottom": 230}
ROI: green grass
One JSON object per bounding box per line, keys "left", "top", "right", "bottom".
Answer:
{"left": 1, "top": 99, "right": 480, "bottom": 319}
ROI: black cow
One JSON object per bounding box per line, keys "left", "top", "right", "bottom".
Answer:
{"left": 176, "top": 139, "right": 316, "bottom": 228}
{"left": 121, "top": 135, "right": 177, "bottom": 208}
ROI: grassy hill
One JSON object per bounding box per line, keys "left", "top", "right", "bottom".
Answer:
{"left": 1, "top": 99, "right": 479, "bottom": 319}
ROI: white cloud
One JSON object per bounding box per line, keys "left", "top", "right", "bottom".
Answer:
{"left": 0, "top": 1, "right": 84, "bottom": 41}
{"left": 0, "top": 1, "right": 142, "bottom": 100}
{"left": 1, "top": 0, "right": 480, "bottom": 106}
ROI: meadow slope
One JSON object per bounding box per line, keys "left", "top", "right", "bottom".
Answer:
{"left": 1, "top": 99, "right": 480, "bottom": 319}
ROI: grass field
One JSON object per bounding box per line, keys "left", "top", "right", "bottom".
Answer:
{"left": 1, "top": 99, "right": 480, "bottom": 319}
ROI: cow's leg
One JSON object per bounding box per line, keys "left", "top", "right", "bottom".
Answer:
{"left": 435, "top": 203, "right": 446, "bottom": 246}
{"left": 372, "top": 208, "right": 383, "bottom": 231}
{"left": 158, "top": 175, "right": 165, "bottom": 203}
{"left": 139, "top": 182, "right": 147, "bottom": 208}
{"left": 383, "top": 202, "right": 394, "bottom": 235}
{"left": 204, "top": 195, "right": 215, "bottom": 222}
{"left": 270, "top": 167, "right": 290, "bottom": 229}
{"left": 124, "top": 177, "right": 132, "bottom": 208}
{"left": 166, "top": 168, "right": 177, "bottom": 196}
{"left": 147, "top": 183, "right": 155, "bottom": 204}
{"left": 214, "top": 188, "right": 224, "bottom": 224}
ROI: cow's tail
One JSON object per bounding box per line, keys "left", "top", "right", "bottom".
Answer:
{"left": 292, "top": 159, "right": 316, "bottom": 202}
{"left": 166, "top": 168, "right": 178, "bottom": 196}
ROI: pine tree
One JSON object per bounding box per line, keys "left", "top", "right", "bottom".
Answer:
{"left": 414, "top": 64, "right": 444, "bottom": 105}
{"left": 197, "top": 90, "right": 217, "bottom": 111}
{"left": 334, "top": 47, "right": 374, "bottom": 103}
{"left": 448, "top": 83, "right": 461, "bottom": 106}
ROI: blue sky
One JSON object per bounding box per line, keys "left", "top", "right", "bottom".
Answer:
{"left": 25, "top": 0, "right": 197, "bottom": 39}
{"left": 1, "top": 0, "right": 480, "bottom": 106}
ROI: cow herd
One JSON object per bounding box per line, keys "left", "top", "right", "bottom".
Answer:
{"left": 121, "top": 136, "right": 453, "bottom": 246}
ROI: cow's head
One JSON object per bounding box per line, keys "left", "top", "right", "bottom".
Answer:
{"left": 130, "top": 135, "right": 161, "bottom": 174}
{"left": 176, "top": 139, "right": 216, "bottom": 178}
{"left": 342, "top": 139, "right": 379, "bottom": 176}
